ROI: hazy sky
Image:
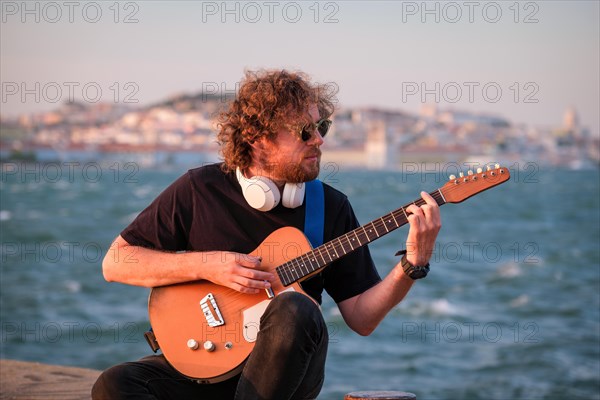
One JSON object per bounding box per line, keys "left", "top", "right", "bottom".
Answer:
{"left": 2, "top": 1, "right": 599, "bottom": 135}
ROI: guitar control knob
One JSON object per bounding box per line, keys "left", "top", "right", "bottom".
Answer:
{"left": 187, "top": 339, "right": 199, "bottom": 350}
{"left": 204, "top": 341, "right": 216, "bottom": 352}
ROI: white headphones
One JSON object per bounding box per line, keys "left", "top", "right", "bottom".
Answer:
{"left": 236, "top": 168, "right": 305, "bottom": 211}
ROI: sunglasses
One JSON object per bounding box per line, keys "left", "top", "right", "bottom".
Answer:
{"left": 299, "top": 118, "right": 332, "bottom": 142}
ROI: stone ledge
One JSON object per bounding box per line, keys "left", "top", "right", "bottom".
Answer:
{"left": 0, "top": 359, "right": 101, "bottom": 400}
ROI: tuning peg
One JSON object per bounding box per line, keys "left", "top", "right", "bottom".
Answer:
{"left": 467, "top": 170, "right": 473, "bottom": 175}
{"left": 476, "top": 168, "right": 483, "bottom": 174}
{"left": 486, "top": 165, "right": 492, "bottom": 171}
{"left": 449, "top": 174, "right": 456, "bottom": 180}
{"left": 459, "top": 172, "right": 464, "bottom": 178}
{"left": 495, "top": 163, "right": 500, "bottom": 169}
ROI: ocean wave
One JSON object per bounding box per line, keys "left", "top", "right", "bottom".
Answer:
{"left": 509, "top": 294, "right": 530, "bottom": 308}
{"left": 63, "top": 280, "right": 82, "bottom": 293}
{"left": 0, "top": 210, "right": 12, "bottom": 221}
{"left": 133, "top": 185, "right": 155, "bottom": 199}
{"left": 496, "top": 262, "right": 522, "bottom": 278}
{"left": 400, "top": 298, "right": 468, "bottom": 317}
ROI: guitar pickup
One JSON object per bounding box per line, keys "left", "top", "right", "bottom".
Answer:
{"left": 200, "top": 293, "right": 225, "bottom": 327}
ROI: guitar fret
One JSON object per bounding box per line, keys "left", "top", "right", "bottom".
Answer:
{"left": 276, "top": 267, "right": 287, "bottom": 286}
{"left": 390, "top": 212, "right": 399, "bottom": 227}
{"left": 331, "top": 241, "right": 340, "bottom": 259}
{"left": 360, "top": 226, "right": 368, "bottom": 243}
{"left": 319, "top": 247, "right": 327, "bottom": 264}
{"left": 292, "top": 261, "right": 302, "bottom": 280}
{"left": 308, "top": 253, "right": 320, "bottom": 272}
{"left": 278, "top": 264, "right": 287, "bottom": 285}
{"left": 315, "top": 246, "right": 327, "bottom": 265}
{"left": 314, "top": 246, "right": 324, "bottom": 264}
{"left": 326, "top": 243, "right": 336, "bottom": 261}
{"left": 289, "top": 263, "right": 297, "bottom": 281}
{"left": 339, "top": 235, "right": 351, "bottom": 255}
{"left": 437, "top": 188, "right": 446, "bottom": 204}
{"left": 306, "top": 253, "right": 319, "bottom": 274}
{"left": 354, "top": 230, "right": 363, "bottom": 246}
{"left": 287, "top": 262, "right": 298, "bottom": 281}
{"left": 380, "top": 217, "right": 389, "bottom": 233}
{"left": 297, "top": 256, "right": 309, "bottom": 275}
{"left": 280, "top": 263, "right": 292, "bottom": 286}
{"left": 336, "top": 237, "right": 346, "bottom": 257}
{"left": 367, "top": 223, "right": 379, "bottom": 239}
{"left": 346, "top": 233, "right": 355, "bottom": 251}
{"left": 361, "top": 226, "right": 369, "bottom": 241}
{"left": 312, "top": 254, "right": 322, "bottom": 271}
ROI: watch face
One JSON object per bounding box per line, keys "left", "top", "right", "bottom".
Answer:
{"left": 406, "top": 265, "right": 429, "bottom": 279}
{"left": 411, "top": 268, "right": 428, "bottom": 279}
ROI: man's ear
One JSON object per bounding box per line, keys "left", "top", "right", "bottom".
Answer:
{"left": 249, "top": 132, "right": 273, "bottom": 148}
{"left": 247, "top": 137, "right": 262, "bottom": 150}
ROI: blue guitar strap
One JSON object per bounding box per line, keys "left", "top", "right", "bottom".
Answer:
{"left": 304, "top": 179, "right": 325, "bottom": 247}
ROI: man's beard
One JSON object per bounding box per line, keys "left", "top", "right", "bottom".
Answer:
{"left": 256, "top": 152, "right": 321, "bottom": 183}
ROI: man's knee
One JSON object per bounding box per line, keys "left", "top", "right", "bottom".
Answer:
{"left": 261, "top": 292, "right": 326, "bottom": 342}
{"left": 91, "top": 363, "right": 137, "bottom": 400}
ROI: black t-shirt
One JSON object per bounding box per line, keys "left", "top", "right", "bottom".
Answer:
{"left": 121, "top": 163, "right": 381, "bottom": 304}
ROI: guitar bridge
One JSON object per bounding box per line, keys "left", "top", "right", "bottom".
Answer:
{"left": 200, "top": 293, "right": 225, "bottom": 327}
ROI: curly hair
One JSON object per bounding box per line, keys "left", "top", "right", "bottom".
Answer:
{"left": 217, "top": 69, "right": 337, "bottom": 173}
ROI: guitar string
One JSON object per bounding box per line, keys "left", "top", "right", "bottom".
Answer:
{"left": 277, "top": 189, "right": 451, "bottom": 282}
{"left": 277, "top": 174, "right": 506, "bottom": 284}
{"left": 278, "top": 192, "right": 439, "bottom": 284}
{"left": 277, "top": 190, "right": 444, "bottom": 284}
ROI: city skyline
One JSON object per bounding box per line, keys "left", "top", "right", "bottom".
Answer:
{"left": 1, "top": 1, "right": 599, "bottom": 136}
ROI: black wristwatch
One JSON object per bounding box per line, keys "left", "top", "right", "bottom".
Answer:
{"left": 401, "top": 254, "right": 430, "bottom": 280}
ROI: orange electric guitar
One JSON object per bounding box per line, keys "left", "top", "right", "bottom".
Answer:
{"left": 148, "top": 165, "right": 510, "bottom": 383}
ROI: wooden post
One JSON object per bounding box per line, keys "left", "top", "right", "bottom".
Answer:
{"left": 344, "top": 391, "right": 417, "bottom": 400}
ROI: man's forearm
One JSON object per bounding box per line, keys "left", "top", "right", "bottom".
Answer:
{"left": 102, "top": 235, "right": 210, "bottom": 287}
{"left": 339, "top": 264, "right": 415, "bottom": 336}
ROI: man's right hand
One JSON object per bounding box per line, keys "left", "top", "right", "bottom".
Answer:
{"left": 201, "top": 252, "right": 274, "bottom": 294}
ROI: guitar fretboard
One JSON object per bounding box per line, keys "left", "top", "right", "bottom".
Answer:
{"left": 276, "top": 190, "right": 446, "bottom": 287}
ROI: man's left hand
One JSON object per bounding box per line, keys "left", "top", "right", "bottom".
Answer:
{"left": 404, "top": 191, "right": 442, "bottom": 266}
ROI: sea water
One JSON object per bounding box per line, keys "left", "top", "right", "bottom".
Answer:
{"left": 1, "top": 160, "right": 598, "bottom": 399}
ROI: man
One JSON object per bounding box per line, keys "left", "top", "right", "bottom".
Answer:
{"left": 92, "top": 69, "right": 441, "bottom": 399}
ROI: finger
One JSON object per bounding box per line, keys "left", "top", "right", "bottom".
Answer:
{"left": 420, "top": 191, "right": 438, "bottom": 206}
{"left": 234, "top": 275, "right": 272, "bottom": 290}
{"left": 406, "top": 213, "right": 421, "bottom": 231}
{"left": 230, "top": 282, "right": 260, "bottom": 295}
{"left": 420, "top": 197, "right": 441, "bottom": 227}
{"left": 405, "top": 204, "right": 424, "bottom": 217}
{"left": 236, "top": 254, "right": 262, "bottom": 269}
{"left": 237, "top": 266, "right": 274, "bottom": 282}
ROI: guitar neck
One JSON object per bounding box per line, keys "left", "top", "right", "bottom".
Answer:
{"left": 276, "top": 189, "right": 446, "bottom": 287}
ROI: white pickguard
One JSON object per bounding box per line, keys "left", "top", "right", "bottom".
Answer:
{"left": 242, "top": 287, "right": 296, "bottom": 343}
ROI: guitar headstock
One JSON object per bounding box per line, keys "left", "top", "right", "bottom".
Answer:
{"left": 440, "top": 164, "right": 510, "bottom": 203}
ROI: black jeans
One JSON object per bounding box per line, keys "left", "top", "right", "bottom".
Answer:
{"left": 92, "top": 292, "right": 329, "bottom": 400}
